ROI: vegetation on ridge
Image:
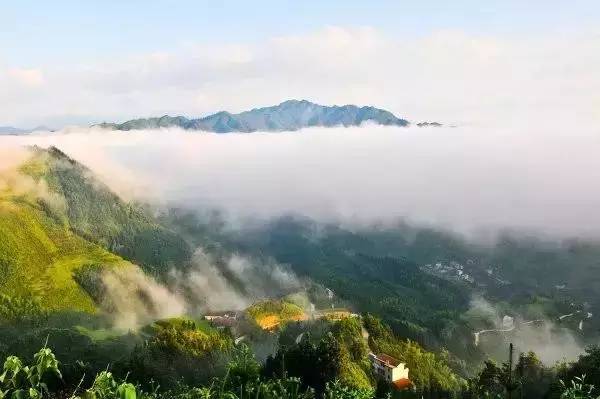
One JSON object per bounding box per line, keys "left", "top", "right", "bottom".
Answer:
{"left": 0, "top": 146, "right": 192, "bottom": 315}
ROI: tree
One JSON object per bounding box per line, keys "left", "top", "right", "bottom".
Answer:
{"left": 474, "top": 360, "right": 504, "bottom": 398}
{"left": 316, "top": 332, "right": 342, "bottom": 388}
{"left": 515, "top": 351, "right": 552, "bottom": 398}
{"left": 563, "top": 346, "right": 600, "bottom": 396}
{"left": 323, "top": 380, "right": 374, "bottom": 399}
{"left": 227, "top": 344, "right": 260, "bottom": 388}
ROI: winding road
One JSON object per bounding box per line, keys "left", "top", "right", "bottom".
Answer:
{"left": 474, "top": 311, "right": 592, "bottom": 346}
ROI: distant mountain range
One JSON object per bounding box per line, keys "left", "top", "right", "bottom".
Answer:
{"left": 96, "top": 100, "right": 428, "bottom": 133}
{"left": 0, "top": 126, "right": 29, "bottom": 135}
{"left": 0, "top": 126, "right": 52, "bottom": 135}
{"left": 1, "top": 101, "right": 441, "bottom": 135}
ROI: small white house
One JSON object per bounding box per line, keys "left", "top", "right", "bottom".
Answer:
{"left": 369, "top": 353, "right": 410, "bottom": 386}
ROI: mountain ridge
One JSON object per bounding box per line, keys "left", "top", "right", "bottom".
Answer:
{"left": 95, "top": 99, "right": 414, "bottom": 132}
{"left": 0, "top": 126, "right": 53, "bottom": 135}
{"left": 0, "top": 146, "right": 192, "bottom": 313}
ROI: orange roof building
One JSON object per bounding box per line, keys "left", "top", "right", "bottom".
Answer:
{"left": 392, "top": 378, "right": 413, "bottom": 390}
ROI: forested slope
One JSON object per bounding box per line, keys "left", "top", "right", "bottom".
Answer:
{"left": 0, "top": 147, "right": 192, "bottom": 314}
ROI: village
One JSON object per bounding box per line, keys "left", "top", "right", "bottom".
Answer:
{"left": 421, "top": 259, "right": 516, "bottom": 288}
{"left": 421, "top": 261, "right": 475, "bottom": 284}
{"left": 203, "top": 297, "right": 414, "bottom": 393}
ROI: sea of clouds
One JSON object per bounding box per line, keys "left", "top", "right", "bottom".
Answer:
{"left": 2, "top": 123, "right": 600, "bottom": 240}
{"left": 3, "top": 123, "right": 600, "bottom": 353}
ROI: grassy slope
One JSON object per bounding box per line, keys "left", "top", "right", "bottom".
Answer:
{"left": 0, "top": 194, "right": 129, "bottom": 312}
{"left": 247, "top": 299, "right": 306, "bottom": 330}
{"left": 0, "top": 146, "right": 190, "bottom": 313}
{"left": 36, "top": 147, "right": 191, "bottom": 276}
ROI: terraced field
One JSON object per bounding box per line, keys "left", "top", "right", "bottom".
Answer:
{"left": 0, "top": 147, "right": 174, "bottom": 314}
{"left": 247, "top": 299, "right": 307, "bottom": 330}
{"left": 0, "top": 191, "right": 129, "bottom": 312}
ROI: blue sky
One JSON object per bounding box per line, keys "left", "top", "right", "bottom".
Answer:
{"left": 1, "top": 1, "right": 599, "bottom": 127}
{"left": 3, "top": 0, "right": 598, "bottom": 66}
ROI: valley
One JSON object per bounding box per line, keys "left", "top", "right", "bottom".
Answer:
{"left": 0, "top": 145, "right": 598, "bottom": 398}
{"left": 3, "top": 2, "right": 599, "bottom": 397}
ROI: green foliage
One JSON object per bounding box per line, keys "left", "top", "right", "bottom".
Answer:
{"left": 561, "top": 346, "right": 600, "bottom": 395}
{"left": 247, "top": 300, "right": 305, "bottom": 322}
{"left": 264, "top": 331, "right": 339, "bottom": 393}
{"left": 183, "top": 215, "right": 471, "bottom": 350}
{"left": 6, "top": 147, "right": 600, "bottom": 399}
{"left": 364, "top": 314, "right": 463, "bottom": 392}
{"left": 169, "top": 211, "right": 600, "bottom": 370}
{"left": 148, "top": 318, "right": 232, "bottom": 357}
{"left": 0, "top": 146, "right": 195, "bottom": 315}
{"left": 265, "top": 319, "right": 372, "bottom": 393}
{"left": 78, "top": 371, "right": 138, "bottom": 399}
{"left": 330, "top": 319, "right": 372, "bottom": 389}
{"left": 0, "top": 347, "right": 62, "bottom": 399}
{"left": 0, "top": 194, "right": 125, "bottom": 312}
{"left": 0, "top": 295, "right": 47, "bottom": 325}
{"left": 126, "top": 318, "right": 232, "bottom": 389}
{"left": 514, "top": 351, "right": 554, "bottom": 398}
{"left": 0, "top": 346, "right": 377, "bottom": 399}
{"left": 172, "top": 376, "right": 316, "bottom": 399}
{"left": 227, "top": 344, "right": 260, "bottom": 387}
{"left": 323, "top": 380, "right": 374, "bottom": 399}
{"left": 33, "top": 147, "right": 192, "bottom": 276}
{"left": 559, "top": 376, "right": 600, "bottom": 399}
{"left": 470, "top": 360, "right": 504, "bottom": 398}
{"left": 242, "top": 377, "right": 315, "bottom": 399}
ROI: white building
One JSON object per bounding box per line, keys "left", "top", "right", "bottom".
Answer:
{"left": 502, "top": 315, "right": 515, "bottom": 329}
{"left": 369, "top": 353, "right": 410, "bottom": 386}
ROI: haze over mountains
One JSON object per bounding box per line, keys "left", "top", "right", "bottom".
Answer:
{"left": 95, "top": 99, "right": 414, "bottom": 133}
{"left": 0, "top": 126, "right": 53, "bottom": 135}
{"left": 2, "top": 115, "right": 600, "bottom": 398}
{"left": 3, "top": 1, "right": 599, "bottom": 396}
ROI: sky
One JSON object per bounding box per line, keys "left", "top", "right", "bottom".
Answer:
{"left": 1, "top": 1, "right": 600, "bottom": 127}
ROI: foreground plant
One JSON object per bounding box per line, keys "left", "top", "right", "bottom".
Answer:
{"left": 0, "top": 347, "right": 62, "bottom": 399}
{"left": 77, "top": 371, "right": 137, "bottom": 399}
{"left": 560, "top": 376, "right": 599, "bottom": 399}
{"left": 0, "top": 346, "right": 378, "bottom": 399}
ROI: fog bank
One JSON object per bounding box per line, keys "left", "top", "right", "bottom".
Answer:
{"left": 468, "top": 296, "right": 584, "bottom": 365}
{"left": 101, "top": 248, "right": 303, "bottom": 329}
{"left": 2, "top": 123, "right": 600, "bottom": 238}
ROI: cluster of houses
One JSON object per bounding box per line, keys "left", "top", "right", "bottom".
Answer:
{"left": 422, "top": 260, "right": 516, "bottom": 288}
{"left": 203, "top": 310, "right": 413, "bottom": 392}
{"left": 422, "top": 261, "right": 475, "bottom": 284}
{"left": 204, "top": 311, "right": 238, "bottom": 328}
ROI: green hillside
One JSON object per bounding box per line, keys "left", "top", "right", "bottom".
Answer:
{"left": 0, "top": 182, "right": 128, "bottom": 313}
{"left": 0, "top": 146, "right": 191, "bottom": 314}
{"left": 28, "top": 147, "right": 192, "bottom": 275}
{"left": 247, "top": 299, "right": 306, "bottom": 330}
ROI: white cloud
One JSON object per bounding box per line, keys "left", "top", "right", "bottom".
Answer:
{"left": 5, "top": 122, "right": 600, "bottom": 239}
{"left": 6, "top": 67, "right": 45, "bottom": 88}
{"left": 1, "top": 27, "right": 599, "bottom": 127}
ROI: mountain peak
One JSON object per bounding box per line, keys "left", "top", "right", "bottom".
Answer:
{"left": 278, "top": 99, "right": 312, "bottom": 107}
{"left": 98, "top": 100, "right": 411, "bottom": 133}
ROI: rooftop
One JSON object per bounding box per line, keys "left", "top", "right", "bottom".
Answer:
{"left": 375, "top": 353, "right": 402, "bottom": 368}
{"left": 393, "top": 378, "right": 413, "bottom": 390}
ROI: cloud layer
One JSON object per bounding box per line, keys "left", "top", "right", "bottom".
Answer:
{"left": 1, "top": 26, "right": 599, "bottom": 127}
{"left": 3, "top": 122, "right": 600, "bottom": 239}
{"left": 469, "top": 296, "right": 584, "bottom": 365}
{"left": 100, "top": 248, "right": 303, "bottom": 330}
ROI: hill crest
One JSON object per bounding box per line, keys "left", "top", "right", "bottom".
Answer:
{"left": 96, "top": 99, "right": 412, "bottom": 132}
